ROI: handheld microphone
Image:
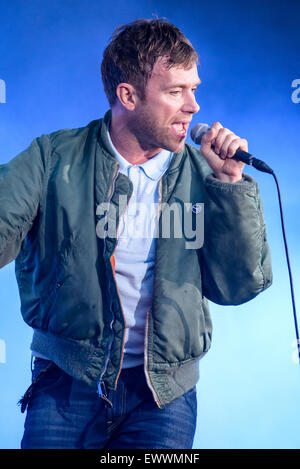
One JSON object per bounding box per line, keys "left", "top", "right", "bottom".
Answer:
{"left": 190, "top": 123, "right": 274, "bottom": 175}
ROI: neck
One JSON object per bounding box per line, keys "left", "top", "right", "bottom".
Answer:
{"left": 109, "top": 113, "right": 162, "bottom": 165}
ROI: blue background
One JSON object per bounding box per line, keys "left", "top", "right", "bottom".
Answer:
{"left": 0, "top": 0, "right": 299, "bottom": 449}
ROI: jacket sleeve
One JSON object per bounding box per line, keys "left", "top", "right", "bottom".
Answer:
{"left": 201, "top": 173, "right": 272, "bottom": 305}
{"left": 0, "top": 135, "right": 50, "bottom": 268}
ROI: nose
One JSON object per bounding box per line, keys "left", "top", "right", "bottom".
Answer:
{"left": 182, "top": 91, "right": 200, "bottom": 115}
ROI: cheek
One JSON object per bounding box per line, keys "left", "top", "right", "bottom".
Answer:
{"left": 150, "top": 97, "right": 177, "bottom": 120}
{"left": 161, "top": 101, "right": 178, "bottom": 118}
{"left": 137, "top": 99, "right": 178, "bottom": 138}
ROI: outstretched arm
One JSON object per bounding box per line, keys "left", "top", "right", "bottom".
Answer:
{"left": 0, "top": 136, "right": 49, "bottom": 268}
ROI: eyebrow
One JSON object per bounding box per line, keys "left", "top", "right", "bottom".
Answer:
{"left": 165, "top": 79, "right": 201, "bottom": 89}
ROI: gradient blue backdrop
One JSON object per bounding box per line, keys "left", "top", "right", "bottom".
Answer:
{"left": 0, "top": 0, "right": 299, "bottom": 449}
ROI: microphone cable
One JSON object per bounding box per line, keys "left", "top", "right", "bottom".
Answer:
{"left": 270, "top": 170, "right": 299, "bottom": 363}
{"left": 240, "top": 153, "right": 299, "bottom": 363}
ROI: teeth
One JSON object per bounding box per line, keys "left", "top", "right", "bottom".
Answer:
{"left": 173, "top": 123, "right": 185, "bottom": 132}
{"left": 171, "top": 122, "right": 187, "bottom": 138}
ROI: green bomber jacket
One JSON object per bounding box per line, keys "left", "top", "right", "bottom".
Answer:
{"left": 0, "top": 111, "right": 272, "bottom": 407}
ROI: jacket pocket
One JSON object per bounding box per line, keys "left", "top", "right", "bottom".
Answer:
{"left": 151, "top": 280, "right": 211, "bottom": 364}
{"left": 39, "top": 241, "right": 73, "bottom": 329}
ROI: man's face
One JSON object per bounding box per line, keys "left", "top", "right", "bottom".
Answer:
{"left": 129, "top": 58, "right": 201, "bottom": 155}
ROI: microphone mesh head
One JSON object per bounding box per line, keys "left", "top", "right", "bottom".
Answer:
{"left": 190, "top": 123, "right": 210, "bottom": 144}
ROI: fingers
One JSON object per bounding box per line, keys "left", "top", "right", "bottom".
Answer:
{"left": 201, "top": 122, "right": 222, "bottom": 148}
{"left": 201, "top": 122, "right": 248, "bottom": 159}
{"left": 226, "top": 137, "right": 248, "bottom": 158}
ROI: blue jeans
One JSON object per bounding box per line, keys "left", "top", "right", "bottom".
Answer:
{"left": 20, "top": 358, "right": 197, "bottom": 449}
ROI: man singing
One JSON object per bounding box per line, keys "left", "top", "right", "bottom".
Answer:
{"left": 0, "top": 18, "right": 272, "bottom": 449}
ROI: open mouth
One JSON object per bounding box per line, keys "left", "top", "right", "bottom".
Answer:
{"left": 171, "top": 122, "right": 189, "bottom": 139}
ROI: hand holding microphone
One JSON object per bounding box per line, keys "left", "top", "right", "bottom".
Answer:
{"left": 191, "top": 122, "right": 274, "bottom": 178}
{"left": 191, "top": 122, "right": 248, "bottom": 183}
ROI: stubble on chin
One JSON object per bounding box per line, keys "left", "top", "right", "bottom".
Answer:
{"left": 128, "top": 112, "right": 187, "bottom": 154}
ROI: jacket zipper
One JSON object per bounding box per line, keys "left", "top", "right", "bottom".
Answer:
{"left": 97, "top": 163, "right": 119, "bottom": 407}
{"left": 110, "top": 193, "right": 133, "bottom": 391}
{"left": 143, "top": 178, "right": 163, "bottom": 408}
{"left": 98, "top": 163, "right": 132, "bottom": 405}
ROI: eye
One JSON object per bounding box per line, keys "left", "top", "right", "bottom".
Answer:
{"left": 169, "top": 90, "right": 181, "bottom": 95}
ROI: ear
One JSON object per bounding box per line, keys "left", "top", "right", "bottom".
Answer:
{"left": 116, "top": 83, "right": 137, "bottom": 111}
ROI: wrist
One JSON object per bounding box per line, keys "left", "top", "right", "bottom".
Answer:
{"left": 213, "top": 172, "right": 243, "bottom": 183}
